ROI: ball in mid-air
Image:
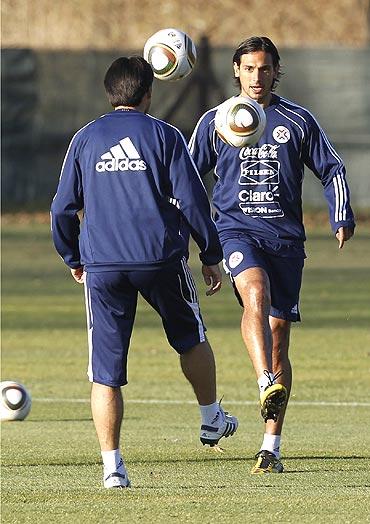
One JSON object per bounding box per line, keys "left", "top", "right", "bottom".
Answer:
{"left": 0, "top": 381, "right": 32, "bottom": 421}
{"left": 143, "top": 28, "right": 196, "bottom": 81}
{"left": 215, "top": 95, "right": 266, "bottom": 147}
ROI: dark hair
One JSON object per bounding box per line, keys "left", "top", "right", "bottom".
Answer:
{"left": 232, "top": 36, "right": 282, "bottom": 91}
{"left": 104, "top": 56, "right": 154, "bottom": 107}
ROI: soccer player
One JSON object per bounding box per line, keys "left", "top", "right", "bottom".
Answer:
{"left": 51, "top": 56, "right": 238, "bottom": 489}
{"left": 188, "top": 36, "right": 355, "bottom": 474}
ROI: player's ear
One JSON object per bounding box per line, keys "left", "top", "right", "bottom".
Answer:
{"left": 233, "top": 62, "right": 240, "bottom": 78}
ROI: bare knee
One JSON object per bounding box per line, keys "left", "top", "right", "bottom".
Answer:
{"left": 235, "top": 268, "right": 271, "bottom": 315}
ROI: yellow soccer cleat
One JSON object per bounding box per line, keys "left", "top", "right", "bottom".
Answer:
{"left": 251, "top": 450, "right": 284, "bottom": 474}
{"left": 260, "top": 383, "right": 287, "bottom": 422}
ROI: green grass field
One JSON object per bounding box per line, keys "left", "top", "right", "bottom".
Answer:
{"left": 2, "top": 218, "right": 370, "bottom": 523}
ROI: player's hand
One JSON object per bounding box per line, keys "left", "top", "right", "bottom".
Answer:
{"left": 70, "top": 267, "right": 85, "bottom": 284}
{"left": 202, "top": 264, "right": 222, "bottom": 296}
{"left": 335, "top": 226, "right": 354, "bottom": 249}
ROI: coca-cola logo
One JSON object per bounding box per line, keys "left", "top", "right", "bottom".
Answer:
{"left": 239, "top": 144, "right": 280, "bottom": 160}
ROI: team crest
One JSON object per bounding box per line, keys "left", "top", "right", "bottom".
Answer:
{"left": 273, "top": 126, "right": 290, "bottom": 143}
{"left": 229, "top": 251, "right": 243, "bottom": 269}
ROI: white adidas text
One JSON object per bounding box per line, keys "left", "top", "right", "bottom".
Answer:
{"left": 96, "top": 158, "right": 147, "bottom": 172}
{"left": 95, "top": 137, "right": 147, "bottom": 172}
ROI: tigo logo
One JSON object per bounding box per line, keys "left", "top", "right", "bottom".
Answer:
{"left": 96, "top": 137, "right": 147, "bottom": 172}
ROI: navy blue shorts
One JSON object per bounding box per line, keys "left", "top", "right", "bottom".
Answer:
{"left": 222, "top": 236, "right": 304, "bottom": 322}
{"left": 83, "top": 258, "right": 206, "bottom": 387}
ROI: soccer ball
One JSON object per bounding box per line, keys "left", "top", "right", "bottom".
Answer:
{"left": 0, "top": 381, "right": 32, "bottom": 421}
{"left": 215, "top": 95, "right": 266, "bottom": 147}
{"left": 143, "top": 28, "right": 196, "bottom": 81}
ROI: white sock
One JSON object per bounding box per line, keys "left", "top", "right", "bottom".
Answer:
{"left": 200, "top": 402, "right": 220, "bottom": 426}
{"left": 257, "top": 371, "right": 275, "bottom": 394}
{"left": 260, "top": 433, "right": 281, "bottom": 458}
{"left": 101, "top": 449, "right": 126, "bottom": 476}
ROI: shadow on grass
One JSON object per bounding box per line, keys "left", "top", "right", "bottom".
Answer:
{"left": 285, "top": 455, "right": 370, "bottom": 460}
{"left": 1, "top": 461, "right": 102, "bottom": 468}
{"left": 24, "top": 415, "right": 141, "bottom": 422}
{"left": 4, "top": 454, "right": 369, "bottom": 469}
{"left": 130, "top": 454, "right": 370, "bottom": 465}
{"left": 1, "top": 453, "right": 370, "bottom": 472}
{"left": 25, "top": 418, "right": 93, "bottom": 422}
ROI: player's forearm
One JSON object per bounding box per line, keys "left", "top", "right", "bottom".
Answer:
{"left": 323, "top": 176, "right": 356, "bottom": 234}
{"left": 51, "top": 209, "right": 81, "bottom": 268}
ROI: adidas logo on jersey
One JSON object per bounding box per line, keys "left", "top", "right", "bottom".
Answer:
{"left": 96, "top": 137, "right": 147, "bottom": 172}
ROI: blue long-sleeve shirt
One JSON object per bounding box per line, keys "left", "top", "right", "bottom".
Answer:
{"left": 189, "top": 94, "right": 355, "bottom": 254}
{"left": 51, "top": 109, "right": 222, "bottom": 271}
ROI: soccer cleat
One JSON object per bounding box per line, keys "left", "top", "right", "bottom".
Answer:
{"left": 250, "top": 450, "right": 284, "bottom": 474}
{"left": 104, "top": 471, "right": 131, "bottom": 489}
{"left": 259, "top": 370, "right": 287, "bottom": 422}
{"left": 260, "top": 382, "right": 287, "bottom": 422}
{"left": 200, "top": 405, "right": 238, "bottom": 447}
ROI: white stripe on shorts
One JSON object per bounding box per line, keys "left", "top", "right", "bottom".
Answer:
{"left": 83, "top": 277, "right": 94, "bottom": 382}
{"left": 181, "top": 257, "right": 198, "bottom": 302}
{"left": 179, "top": 258, "right": 205, "bottom": 343}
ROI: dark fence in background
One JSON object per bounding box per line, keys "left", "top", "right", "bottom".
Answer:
{"left": 2, "top": 39, "right": 370, "bottom": 210}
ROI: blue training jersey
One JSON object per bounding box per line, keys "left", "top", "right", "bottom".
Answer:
{"left": 51, "top": 109, "right": 222, "bottom": 271}
{"left": 189, "top": 94, "right": 355, "bottom": 252}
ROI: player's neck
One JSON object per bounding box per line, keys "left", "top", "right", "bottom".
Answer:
{"left": 240, "top": 92, "right": 272, "bottom": 109}
{"left": 115, "top": 105, "right": 136, "bottom": 111}
{"left": 115, "top": 97, "right": 150, "bottom": 114}
{"left": 258, "top": 92, "right": 273, "bottom": 109}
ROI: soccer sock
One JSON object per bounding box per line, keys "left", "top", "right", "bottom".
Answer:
{"left": 200, "top": 402, "right": 221, "bottom": 427}
{"left": 257, "top": 371, "right": 275, "bottom": 395}
{"left": 260, "top": 433, "right": 281, "bottom": 458}
{"left": 101, "top": 449, "right": 126, "bottom": 476}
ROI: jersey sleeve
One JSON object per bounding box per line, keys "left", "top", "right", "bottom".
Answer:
{"left": 302, "top": 115, "right": 355, "bottom": 233}
{"left": 167, "top": 128, "right": 222, "bottom": 266}
{"left": 188, "top": 111, "right": 218, "bottom": 177}
{"left": 50, "top": 134, "right": 84, "bottom": 268}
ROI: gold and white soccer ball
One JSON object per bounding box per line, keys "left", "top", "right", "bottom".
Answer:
{"left": 0, "top": 381, "right": 32, "bottom": 421}
{"left": 215, "top": 95, "right": 266, "bottom": 147}
{"left": 143, "top": 28, "right": 197, "bottom": 81}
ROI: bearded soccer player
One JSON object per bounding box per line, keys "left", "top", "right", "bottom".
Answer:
{"left": 189, "top": 36, "right": 355, "bottom": 474}
{"left": 51, "top": 56, "right": 238, "bottom": 489}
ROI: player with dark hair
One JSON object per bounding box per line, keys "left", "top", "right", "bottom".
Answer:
{"left": 232, "top": 35, "right": 282, "bottom": 91}
{"left": 189, "top": 36, "right": 355, "bottom": 474}
{"left": 51, "top": 56, "right": 238, "bottom": 489}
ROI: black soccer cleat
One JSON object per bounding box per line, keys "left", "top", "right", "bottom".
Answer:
{"left": 251, "top": 450, "right": 284, "bottom": 474}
